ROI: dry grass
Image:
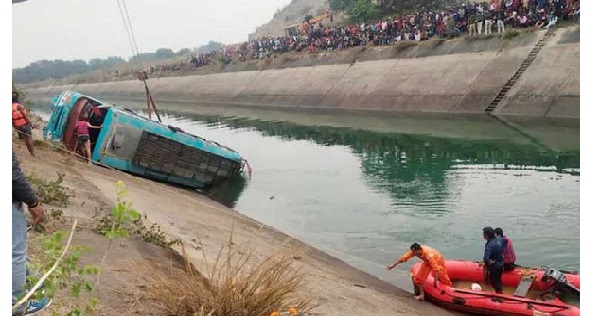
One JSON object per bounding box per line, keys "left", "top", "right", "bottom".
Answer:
{"left": 136, "top": 233, "right": 315, "bottom": 316}
{"left": 503, "top": 30, "right": 521, "bottom": 40}
{"left": 395, "top": 41, "right": 419, "bottom": 53}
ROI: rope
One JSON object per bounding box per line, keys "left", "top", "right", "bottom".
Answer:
{"left": 441, "top": 286, "right": 500, "bottom": 301}
{"left": 116, "top": 0, "right": 137, "bottom": 59}
{"left": 12, "top": 220, "right": 78, "bottom": 313}
{"left": 441, "top": 287, "right": 572, "bottom": 311}
{"left": 115, "top": 0, "right": 162, "bottom": 122}
{"left": 121, "top": 0, "right": 141, "bottom": 56}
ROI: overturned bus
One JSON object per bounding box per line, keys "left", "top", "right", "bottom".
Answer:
{"left": 43, "top": 91, "right": 246, "bottom": 189}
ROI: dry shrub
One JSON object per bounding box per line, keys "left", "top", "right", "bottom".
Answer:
{"left": 503, "top": 30, "right": 520, "bottom": 40}
{"left": 137, "top": 235, "right": 315, "bottom": 316}
{"left": 26, "top": 172, "right": 72, "bottom": 208}
{"left": 395, "top": 41, "right": 419, "bottom": 52}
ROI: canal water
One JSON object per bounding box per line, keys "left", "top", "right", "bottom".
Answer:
{"left": 32, "top": 105, "right": 580, "bottom": 291}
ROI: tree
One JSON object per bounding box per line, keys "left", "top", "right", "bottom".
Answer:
{"left": 197, "top": 41, "right": 223, "bottom": 53}
{"left": 103, "top": 56, "right": 126, "bottom": 67}
{"left": 328, "top": 0, "right": 354, "bottom": 11}
{"left": 12, "top": 55, "right": 128, "bottom": 84}
{"left": 154, "top": 48, "right": 174, "bottom": 59}
{"left": 348, "top": 0, "right": 380, "bottom": 23}
{"left": 88, "top": 58, "right": 104, "bottom": 70}
{"left": 381, "top": 0, "right": 461, "bottom": 14}
{"left": 304, "top": 14, "right": 314, "bottom": 22}
{"left": 176, "top": 48, "right": 192, "bottom": 56}
{"left": 129, "top": 52, "right": 156, "bottom": 63}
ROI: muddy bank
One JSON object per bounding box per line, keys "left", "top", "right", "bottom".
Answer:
{"left": 13, "top": 132, "right": 459, "bottom": 315}
{"left": 26, "top": 26, "right": 579, "bottom": 119}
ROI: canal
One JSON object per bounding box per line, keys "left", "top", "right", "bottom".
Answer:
{"left": 32, "top": 103, "right": 580, "bottom": 291}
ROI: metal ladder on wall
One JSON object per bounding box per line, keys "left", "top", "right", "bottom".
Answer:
{"left": 485, "top": 30, "right": 554, "bottom": 113}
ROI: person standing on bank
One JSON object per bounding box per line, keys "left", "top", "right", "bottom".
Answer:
{"left": 12, "top": 92, "right": 36, "bottom": 157}
{"left": 495, "top": 227, "right": 517, "bottom": 271}
{"left": 483, "top": 226, "right": 504, "bottom": 294}
{"left": 13, "top": 151, "right": 51, "bottom": 314}
{"left": 387, "top": 243, "right": 452, "bottom": 301}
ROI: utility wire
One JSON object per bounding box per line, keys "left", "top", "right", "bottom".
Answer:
{"left": 121, "top": 0, "right": 141, "bottom": 56}
{"left": 116, "top": 0, "right": 137, "bottom": 59}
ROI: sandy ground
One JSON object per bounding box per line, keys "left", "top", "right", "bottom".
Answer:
{"left": 13, "top": 126, "right": 460, "bottom": 316}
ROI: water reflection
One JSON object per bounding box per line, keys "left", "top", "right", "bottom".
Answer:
{"left": 198, "top": 175, "right": 248, "bottom": 208}
{"left": 179, "top": 114, "right": 579, "bottom": 210}
{"left": 30, "top": 106, "right": 579, "bottom": 214}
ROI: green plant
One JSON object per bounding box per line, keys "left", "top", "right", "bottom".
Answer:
{"left": 92, "top": 181, "right": 143, "bottom": 299}
{"left": 27, "top": 172, "right": 72, "bottom": 208}
{"left": 34, "top": 181, "right": 141, "bottom": 315}
{"left": 348, "top": 0, "right": 380, "bottom": 23}
{"left": 329, "top": 0, "right": 353, "bottom": 11}
{"left": 24, "top": 229, "right": 99, "bottom": 315}
{"left": 95, "top": 204, "right": 178, "bottom": 249}
{"left": 131, "top": 216, "right": 180, "bottom": 248}
{"left": 97, "top": 181, "right": 140, "bottom": 239}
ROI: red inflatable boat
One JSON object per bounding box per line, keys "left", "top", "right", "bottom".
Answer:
{"left": 410, "top": 260, "right": 580, "bottom": 316}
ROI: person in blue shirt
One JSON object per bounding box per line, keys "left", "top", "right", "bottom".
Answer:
{"left": 483, "top": 226, "right": 504, "bottom": 294}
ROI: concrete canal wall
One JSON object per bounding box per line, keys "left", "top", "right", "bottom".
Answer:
{"left": 27, "top": 26, "right": 579, "bottom": 119}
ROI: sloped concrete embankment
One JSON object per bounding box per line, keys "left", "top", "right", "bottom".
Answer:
{"left": 28, "top": 26, "right": 579, "bottom": 118}
{"left": 495, "top": 26, "right": 580, "bottom": 118}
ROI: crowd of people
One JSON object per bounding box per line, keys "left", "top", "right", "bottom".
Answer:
{"left": 139, "top": 0, "right": 579, "bottom": 76}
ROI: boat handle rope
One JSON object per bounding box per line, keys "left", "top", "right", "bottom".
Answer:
{"left": 442, "top": 289, "right": 572, "bottom": 311}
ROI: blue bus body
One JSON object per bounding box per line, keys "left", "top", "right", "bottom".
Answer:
{"left": 43, "top": 91, "right": 244, "bottom": 189}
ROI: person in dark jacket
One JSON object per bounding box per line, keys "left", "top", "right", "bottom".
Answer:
{"left": 483, "top": 226, "right": 504, "bottom": 294}
{"left": 12, "top": 151, "right": 51, "bottom": 315}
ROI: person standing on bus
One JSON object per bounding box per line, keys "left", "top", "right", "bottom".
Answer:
{"left": 75, "top": 118, "right": 102, "bottom": 163}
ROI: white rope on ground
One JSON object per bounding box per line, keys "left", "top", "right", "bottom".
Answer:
{"left": 12, "top": 220, "right": 79, "bottom": 313}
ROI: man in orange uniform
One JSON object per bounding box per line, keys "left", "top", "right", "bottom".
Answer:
{"left": 387, "top": 243, "right": 452, "bottom": 300}
{"left": 12, "top": 91, "right": 36, "bottom": 157}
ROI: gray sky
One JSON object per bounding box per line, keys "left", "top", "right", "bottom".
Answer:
{"left": 12, "top": 0, "right": 291, "bottom": 68}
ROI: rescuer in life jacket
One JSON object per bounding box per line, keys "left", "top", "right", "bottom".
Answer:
{"left": 12, "top": 91, "right": 36, "bottom": 157}
{"left": 387, "top": 243, "right": 452, "bottom": 301}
